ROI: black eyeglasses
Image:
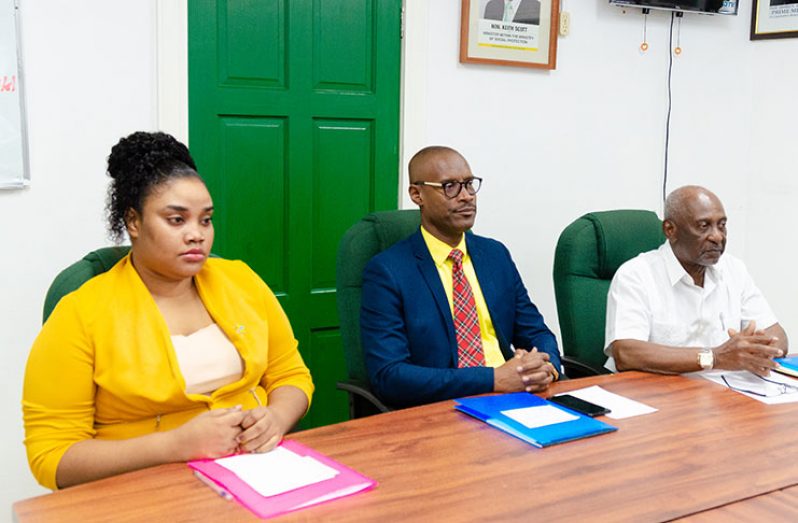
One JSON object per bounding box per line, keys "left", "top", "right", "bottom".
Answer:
{"left": 413, "top": 177, "right": 482, "bottom": 199}
{"left": 720, "top": 373, "right": 798, "bottom": 397}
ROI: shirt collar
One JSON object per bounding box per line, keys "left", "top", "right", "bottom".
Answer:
{"left": 660, "top": 241, "right": 722, "bottom": 287}
{"left": 420, "top": 226, "right": 467, "bottom": 267}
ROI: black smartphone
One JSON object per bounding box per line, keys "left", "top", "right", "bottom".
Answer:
{"left": 549, "top": 394, "right": 610, "bottom": 417}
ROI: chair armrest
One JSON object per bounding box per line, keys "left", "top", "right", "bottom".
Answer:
{"left": 562, "top": 355, "right": 608, "bottom": 379}
{"left": 336, "top": 380, "right": 393, "bottom": 416}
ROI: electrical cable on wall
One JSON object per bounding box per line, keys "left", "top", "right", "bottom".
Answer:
{"left": 662, "top": 11, "right": 681, "bottom": 205}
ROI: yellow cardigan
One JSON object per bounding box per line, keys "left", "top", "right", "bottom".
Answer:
{"left": 23, "top": 255, "right": 314, "bottom": 490}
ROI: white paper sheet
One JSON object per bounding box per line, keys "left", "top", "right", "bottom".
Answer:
{"left": 702, "top": 370, "right": 798, "bottom": 405}
{"left": 501, "top": 405, "right": 578, "bottom": 428}
{"left": 216, "top": 446, "right": 339, "bottom": 497}
{"left": 561, "top": 385, "right": 658, "bottom": 419}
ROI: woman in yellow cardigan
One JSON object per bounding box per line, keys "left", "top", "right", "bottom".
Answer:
{"left": 23, "top": 132, "right": 314, "bottom": 490}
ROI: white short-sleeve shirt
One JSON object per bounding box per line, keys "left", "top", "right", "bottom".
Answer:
{"left": 604, "top": 242, "right": 777, "bottom": 372}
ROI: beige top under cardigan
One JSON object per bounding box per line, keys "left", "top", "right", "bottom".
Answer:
{"left": 171, "top": 324, "right": 244, "bottom": 394}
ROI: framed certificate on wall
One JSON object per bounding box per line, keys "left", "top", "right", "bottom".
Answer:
{"left": 751, "top": 0, "right": 798, "bottom": 40}
{"left": 460, "top": 0, "right": 560, "bottom": 70}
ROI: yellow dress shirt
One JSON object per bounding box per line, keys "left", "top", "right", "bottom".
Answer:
{"left": 420, "top": 227, "right": 504, "bottom": 368}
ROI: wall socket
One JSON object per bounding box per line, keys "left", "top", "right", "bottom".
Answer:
{"left": 560, "top": 11, "right": 571, "bottom": 36}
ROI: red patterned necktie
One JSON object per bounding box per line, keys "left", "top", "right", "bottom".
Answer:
{"left": 448, "top": 249, "right": 485, "bottom": 368}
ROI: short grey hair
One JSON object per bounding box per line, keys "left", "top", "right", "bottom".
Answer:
{"left": 664, "top": 185, "right": 716, "bottom": 222}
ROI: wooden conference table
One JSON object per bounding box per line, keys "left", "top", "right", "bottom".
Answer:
{"left": 13, "top": 371, "right": 798, "bottom": 522}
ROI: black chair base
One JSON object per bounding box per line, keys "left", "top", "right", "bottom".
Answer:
{"left": 336, "top": 380, "right": 393, "bottom": 419}
{"left": 562, "top": 356, "right": 609, "bottom": 379}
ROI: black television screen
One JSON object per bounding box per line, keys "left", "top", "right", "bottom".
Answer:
{"left": 609, "top": 0, "right": 738, "bottom": 15}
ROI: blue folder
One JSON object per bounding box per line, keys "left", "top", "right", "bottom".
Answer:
{"left": 775, "top": 356, "right": 798, "bottom": 377}
{"left": 454, "top": 392, "right": 617, "bottom": 448}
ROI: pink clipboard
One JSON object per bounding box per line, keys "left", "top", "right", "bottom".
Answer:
{"left": 188, "top": 440, "right": 376, "bottom": 519}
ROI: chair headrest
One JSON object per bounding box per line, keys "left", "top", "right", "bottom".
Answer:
{"left": 584, "top": 210, "right": 664, "bottom": 278}
{"left": 83, "top": 246, "right": 131, "bottom": 273}
{"left": 366, "top": 209, "right": 422, "bottom": 252}
{"left": 43, "top": 246, "right": 131, "bottom": 323}
{"left": 336, "top": 209, "right": 420, "bottom": 290}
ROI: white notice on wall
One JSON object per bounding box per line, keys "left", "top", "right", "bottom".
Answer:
{"left": 0, "top": 0, "right": 29, "bottom": 189}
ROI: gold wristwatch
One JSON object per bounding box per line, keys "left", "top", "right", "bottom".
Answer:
{"left": 698, "top": 349, "right": 714, "bottom": 371}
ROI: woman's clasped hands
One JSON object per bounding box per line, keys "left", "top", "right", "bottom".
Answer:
{"left": 170, "top": 404, "right": 288, "bottom": 461}
{"left": 237, "top": 406, "right": 288, "bottom": 454}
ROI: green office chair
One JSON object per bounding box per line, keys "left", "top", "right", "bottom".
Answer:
{"left": 43, "top": 246, "right": 131, "bottom": 323}
{"left": 553, "top": 210, "right": 665, "bottom": 377}
{"left": 336, "top": 209, "right": 421, "bottom": 419}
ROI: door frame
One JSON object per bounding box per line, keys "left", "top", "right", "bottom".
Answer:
{"left": 155, "top": 0, "right": 428, "bottom": 203}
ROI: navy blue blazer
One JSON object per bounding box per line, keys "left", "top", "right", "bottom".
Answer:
{"left": 360, "top": 230, "right": 560, "bottom": 407}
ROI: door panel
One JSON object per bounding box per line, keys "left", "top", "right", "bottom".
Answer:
{"left": 190, "top": 0, "right": 401, "bottom": 427}
{"left": 311, "top": 119, "right": 374, "bottom": 290}
{"left": 220, "top": 1, "right": 286, "bottom": 87}
{"left": 313, "top": 0, "right": 375, "bottom": 91}
{"left": 215, "top": 117, "right": 288, "bottom": 294}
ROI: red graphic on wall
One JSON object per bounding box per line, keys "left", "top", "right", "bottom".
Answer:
{"left": 1, "top": 75, "right": 17, "bottom": 92}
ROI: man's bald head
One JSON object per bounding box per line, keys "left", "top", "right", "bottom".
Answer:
{"left": 663, "top": 185, "right": 728, "bottom": 276}
{"left": 664, "top": 185, "right": 723, "bottom": 224}
{"left": 408, "top": 146, "right": 469, "bottom": 184}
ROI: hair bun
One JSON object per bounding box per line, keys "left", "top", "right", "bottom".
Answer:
{"left": 107, "top": 131, "right": 196, "bottom": 181}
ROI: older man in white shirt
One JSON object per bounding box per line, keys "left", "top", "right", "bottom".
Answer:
{"left": 605, "top": 185, "right": 787, "bottom": 376}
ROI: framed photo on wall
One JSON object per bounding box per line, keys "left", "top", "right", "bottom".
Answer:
{"left": 751, "top": 0, "right": 798, "bottom": 40}
{"left": 460, "top": 0, "right": 559, "bottom": 69}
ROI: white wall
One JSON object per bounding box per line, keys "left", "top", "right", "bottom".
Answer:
{"left": 746, "top": 36, "right": 798, "bottom": 343}
{"left": 401, "top": 1, "right": 798, "bottom": 346}
{"left": 0, "top": 1, "right": 159, "bottom": 518}
{"left": 3, "top": 0, "right": 797, "bottom": 517}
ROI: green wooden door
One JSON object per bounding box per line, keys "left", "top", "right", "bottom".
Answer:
{"left": 188, "top": 1, "right": 401, "bottom": 428}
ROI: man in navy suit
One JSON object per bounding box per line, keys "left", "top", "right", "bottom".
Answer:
{"left": 483, "top": 0, "right": 541, "bottom": 25}
{"left": 360, "top": 146, "right": 560, "bottom": 407}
